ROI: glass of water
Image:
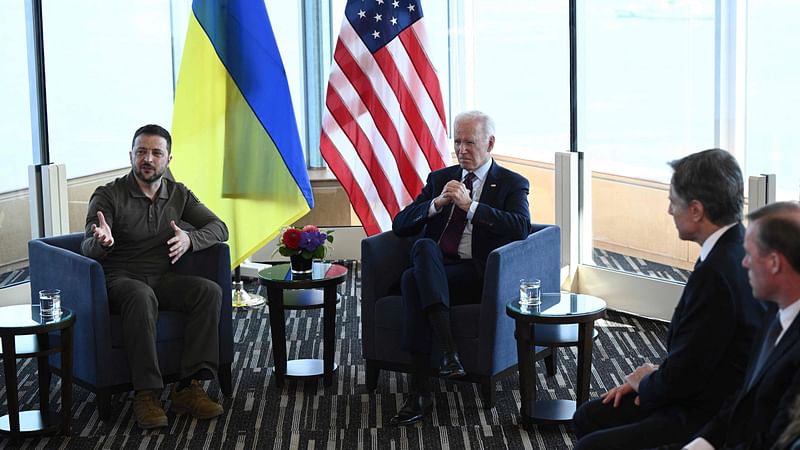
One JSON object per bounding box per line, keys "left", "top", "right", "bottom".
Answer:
{"left": 519, "top": 279, "right": 541, "bottom": 306}
{"left": 39, "top": 289, "right": 62, "bottom": 320}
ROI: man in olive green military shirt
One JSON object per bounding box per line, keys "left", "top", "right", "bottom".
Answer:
{"left": 82, "top": 124, "right": 228, "bottom": 429}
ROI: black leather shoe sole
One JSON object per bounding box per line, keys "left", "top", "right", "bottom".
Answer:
{"left": 390, "top": 410, "right": 429, "bottom": 426}
{"left": 438, "top": 367, "right": 467, "bottom": 379}
{"left": 390, "top": 396, "right": 433, "bottom": 426}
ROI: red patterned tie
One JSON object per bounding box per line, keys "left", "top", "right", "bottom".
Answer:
{"left": 438, "top": 172, "right": 476, "bottom": 259}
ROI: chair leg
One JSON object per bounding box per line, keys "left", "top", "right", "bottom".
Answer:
{"left": 218, "top": 362, "right": 233, "bottom": 396}
{"left": 545, "top": 347, "right": 557, "bottom": 376}
{"left": 365, "top": 361, "right": 379, "bottom": 391}
{"left": 96, "top": 389, "right": 111, "bottom": 420}
{"left": 481, "top": 376, "right": 496, "bottom": 408}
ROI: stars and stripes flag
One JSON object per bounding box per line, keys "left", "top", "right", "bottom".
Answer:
{"left": 321, "top": 0, "right": 450, "bottom": 236}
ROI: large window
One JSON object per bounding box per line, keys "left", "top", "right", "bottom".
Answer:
{"left": 0, "top": 2, "right": 33, "bottom": 193}
{"left": 42, "top": 1, "right": 174, "bottom": 179}
{"left": 745, "top": 0, "right": 800, "bottom": 201}
{"left": 0, "top": 2, "right": 34, "bottom": 275}
{"left": 580, "top": 0, "right": 717, "bottom": 274}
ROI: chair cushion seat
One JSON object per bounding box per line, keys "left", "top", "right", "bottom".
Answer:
{"left": 110, "top": 312, "right": 186, "bottom": 348}
{"left": 373, "top": 295, "right": 481, "bottom": 339}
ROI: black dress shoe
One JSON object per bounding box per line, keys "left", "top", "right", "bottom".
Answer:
{"left": 390, "top": 392, "right": 433, "bottom": 426}
{"left": 438, "top": 352, "right": 466, "bottom": 379}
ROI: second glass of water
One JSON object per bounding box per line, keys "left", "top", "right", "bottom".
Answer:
{"left": 519, "top": 279, "right": 541, "bottom": 306}
{"left": 39, "top": 288, "right": 62, "bottom": 320}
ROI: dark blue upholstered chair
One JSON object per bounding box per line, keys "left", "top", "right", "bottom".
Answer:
{"left": 28, "top": 232, "right": 233, "bottom": 419}
{"left": 361, "top": 224, "right": 561, "bottom": 407}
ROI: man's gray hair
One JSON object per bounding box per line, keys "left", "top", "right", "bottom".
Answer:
{"left": 668, "top": 148, "right": 743, "bottom": 225}
{"left": 454, "top": 110, "right": 496, "bottom": 139}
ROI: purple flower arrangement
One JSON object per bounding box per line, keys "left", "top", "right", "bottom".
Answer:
{"left": 277, "top": 225, "right": 334, "bottom": 260}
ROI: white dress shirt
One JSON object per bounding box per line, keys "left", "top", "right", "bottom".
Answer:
{"left": 699, "top": 223, "right": 737, "bottom": 262}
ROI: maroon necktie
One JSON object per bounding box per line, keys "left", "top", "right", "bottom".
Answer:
{"left": 438, "top": 172, "right": 476, "bottom": 259}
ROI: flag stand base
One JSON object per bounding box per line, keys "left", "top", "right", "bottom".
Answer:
{"left": 232, "top": 281, "right": 266, "bottom": 308}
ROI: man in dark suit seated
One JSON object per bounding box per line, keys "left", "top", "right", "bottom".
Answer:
{"left": 572, "top": 149, "right": 765, "bottom": 449}
{"left": 683, "top": 201, "right": 800, "bottom": 450}
{"left": 389, "top": 110, "right": 531, "bottom": 426}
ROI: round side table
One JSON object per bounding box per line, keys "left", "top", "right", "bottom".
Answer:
{"left": 506, "top": 293, "right": 606, "bottom": 428}
{"left": 258, "top": 262, "right": 348, "bottom": 387}
{"left": 0, "top": 304, "right": 75, "bottom": 442}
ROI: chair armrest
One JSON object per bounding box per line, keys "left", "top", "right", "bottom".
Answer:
{"left": 173, "top": 243, "right": 233, "bottom": 364}
{"left": 28, "top": 234, "right": 113, "bottom": 385}
{"left": 360, "top": 231, "right": 415, "bottom": 304}
{"left": 478, "top": 224, "right": 561, "bottom": 372}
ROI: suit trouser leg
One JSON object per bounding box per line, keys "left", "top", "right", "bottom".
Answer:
{"left": 154, "top": 272, "right": 222, "bottom": 381}
{"left": 573, "top": 396, "right": 699, "bottom": 450}
{"left": 106, "top": 275, "right": 163, "bottom": 391}
{"left": 400, "top": 238, "right": 482, "bottom": 356}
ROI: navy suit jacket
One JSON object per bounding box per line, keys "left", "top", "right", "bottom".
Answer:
{"left": 697, "top": 304, "right": 800, "bottom": 449}
{"left": 637, "top": 224, "right": 765, "bottom": 424}
{"left": 392, "top": 160, "right": 530, "bottom": 272}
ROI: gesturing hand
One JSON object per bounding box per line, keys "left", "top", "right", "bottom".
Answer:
{"left": 91, "top": 211, "right": 114, "bottom": 248}
{"left": 167, "top": 220, "right": 192, "bottom": 264}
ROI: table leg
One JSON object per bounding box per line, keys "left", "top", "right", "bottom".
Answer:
{"left": 515, "top": 321, "right": 536, "bottom": 429}
{"left": 322, "top": 285, "right": 337, "bottom": 387}
{"left": 576, "top": 321, "right": 595, "bottom": 405}
{"left": 267, "top": 285, "right": 287, "bottom": 387}
{"left": 61, "top": 325, "right": 73, "bottom": 435}
{"left": 2, "top": 335, "right": 20, "bottom": 435}
{"left": 35, "top": 334, "right": 51, "bottom": 427}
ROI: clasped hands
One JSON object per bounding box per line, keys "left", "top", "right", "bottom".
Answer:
{"left": 601, "top": 362, "right": 658, "bottom": 407}
{"left": 433, "top": 179, "right": 472, "bottom": 212}
{"left": 91, "top": 211, "right": 191, "bottom": 264}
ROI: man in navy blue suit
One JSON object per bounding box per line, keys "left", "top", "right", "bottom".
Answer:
{"left": 573, "top": 149, "right": 765, "bottom": 449}
{"left": 390, "top": 111, "right": 531, "bottom": 425}
{"left": 683, "top": 201, "right": 800, "bottom": 450}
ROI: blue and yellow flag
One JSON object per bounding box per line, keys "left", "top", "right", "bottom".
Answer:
{"left": 171, "top": 0, "right": 313, "bottom": 268}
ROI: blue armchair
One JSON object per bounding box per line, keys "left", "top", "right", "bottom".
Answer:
{"left": 361, "top": 224, "right": 561, "bottom": 407}
{"left": 28, "top": 232, "right": 233, "bottom": 419}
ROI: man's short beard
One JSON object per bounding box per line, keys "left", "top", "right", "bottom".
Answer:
{"left": 133, "top": 166, "right": 165, "bottom": 184}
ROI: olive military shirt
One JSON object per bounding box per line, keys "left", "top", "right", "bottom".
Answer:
{"left": 81, "top": 171, "right": 228, "bottom": 276}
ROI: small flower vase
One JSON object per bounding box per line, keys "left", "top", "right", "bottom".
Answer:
{"left": 289, "top": 254, "right": 313, "bottom": 276}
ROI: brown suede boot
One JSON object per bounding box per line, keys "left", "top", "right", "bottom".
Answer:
{"left": 133, "top": 390, "right": 168, "bottom": 429}
{"left": 169, "top": 380, "right": 223, "bottom": 419}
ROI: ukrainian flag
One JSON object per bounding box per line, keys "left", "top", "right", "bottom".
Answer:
{"left": 171, "top": 0, "right": 313, "bottom": 268}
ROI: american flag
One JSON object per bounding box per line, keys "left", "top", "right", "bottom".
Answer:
{"left": 320, "top": 0, "right": 450, "bottom": 236}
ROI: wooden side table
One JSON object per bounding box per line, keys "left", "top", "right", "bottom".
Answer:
{"left": 0, "top": 304, "right": 75, "bottom": 442}
{"left": 506, "top": 293, "right": 606, "bottom": 428}
{"left": 258, "top": 262, "right": 348, "bottom": 387}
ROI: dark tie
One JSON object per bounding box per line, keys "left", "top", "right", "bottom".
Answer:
{"left": 438, "top": 172, "right": 476, "bottom": 259}
{"left": 746, "top": 314, "right": 783, "bottom": 391}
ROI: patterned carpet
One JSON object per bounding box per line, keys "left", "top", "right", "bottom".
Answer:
{"left": 0, "top": 261, "right": 670, "bottom": 449}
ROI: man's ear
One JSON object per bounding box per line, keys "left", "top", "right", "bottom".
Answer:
{"left": 689, "top": 199, "right": 705, "bottom": 222}
{"left": 772, "top": 252, "right": 782, "bottom": 274}
{"left": 487, "top": 135, "right": 495, "bottom": 152}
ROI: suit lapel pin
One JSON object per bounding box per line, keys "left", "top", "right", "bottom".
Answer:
{"left": 490, "top": 184, "right": 497, "bottom": 188}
